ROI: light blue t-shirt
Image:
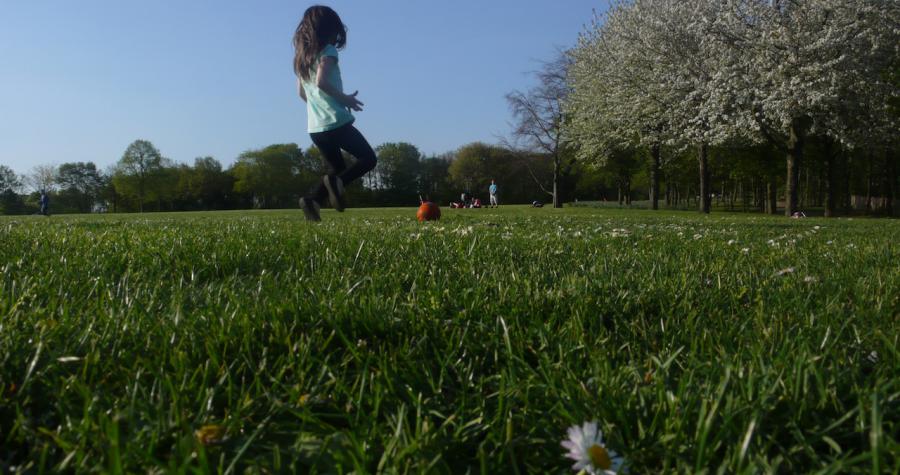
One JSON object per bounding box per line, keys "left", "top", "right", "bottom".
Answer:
{"left": 301, "top": 44, "right": 354, "bottom": 133}
{"left": 489, "top": 184, "right": 498, "bottom": 195}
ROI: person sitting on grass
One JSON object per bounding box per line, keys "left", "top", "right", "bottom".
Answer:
{"left": 294, "top": 5, "right": 377, "bottom": 221}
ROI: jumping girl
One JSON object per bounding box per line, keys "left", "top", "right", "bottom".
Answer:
{"left": 294, "top": 5, "right": 377, "bottom": 221}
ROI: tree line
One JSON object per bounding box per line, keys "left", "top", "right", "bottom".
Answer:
{"left": 0, "top": 140, "right": 572, "bottom": 215}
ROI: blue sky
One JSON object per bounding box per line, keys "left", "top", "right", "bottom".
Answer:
{"left": 0, "top": 1, "right": 606, "bottom": 174}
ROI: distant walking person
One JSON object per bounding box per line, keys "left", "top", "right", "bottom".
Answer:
{"left": 39, "top": 190, "right": 49, "bottom": 216}
{"left": 489, "top": 179, "right": 499, "bottom": 208}
{"left": 294, "top": 5, "right": 377, "bottom": 221}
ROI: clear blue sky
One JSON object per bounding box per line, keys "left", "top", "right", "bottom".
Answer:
{"left": 0, "top": 1, "right": 606, "bottom": 175}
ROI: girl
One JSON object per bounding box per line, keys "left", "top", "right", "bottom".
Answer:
{"left": 294, "top": 5, "right": 377, "bottom": 221}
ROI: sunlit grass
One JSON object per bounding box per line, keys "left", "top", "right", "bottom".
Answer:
{"left": 1, "top": 206, "right": 897, "bottom": 473}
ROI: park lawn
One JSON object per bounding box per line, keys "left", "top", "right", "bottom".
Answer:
{"left": 0, "top": 206, "right": 897, "bottom": 473}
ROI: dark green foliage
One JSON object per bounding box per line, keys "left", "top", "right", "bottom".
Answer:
{"left": 0, "top": 190, "right": 25, "bottom": 215}
{"left": 230, "top": 144, "right": 306, "bottom": 209}
{"left": 113, "top": 140, "right": 164, "bottom": 213}
{"left": 56, "top": 162, "right": 104, "bottom": 213}
{"left": 374, "top": 142, "right": 422, "bottom": 204}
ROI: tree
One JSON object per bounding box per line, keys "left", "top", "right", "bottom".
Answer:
{"left": 182, "top": 157, "right": 233, "bottom": 210}
{"left": 419, "top": 154, "right": 453, "bottom": 203}
{"left": 0, "top": 165, "right": 24, "bottom": 215}
{"left": 567, "top": 2, "right": 742, "bottom": 213}
{"left": 230, "top": 144, "right": 304, "bottom": 209}
{"left": 448, "top": 143, "right": 491, "bottom": 196}
{"left": 57, "top": 162, "right": 103, "bottom": 213}
{"left": 145, "top": 159, "right": 179, "bottom": 211}
{"left": 604, "top": 148, "right": 643, "bottom": 205}
{"left": 375, "top": 142, "right": 422, "bottom": 203}
{"left": 0, "top": 165, "right": 20, "bottom": 193}
{"left": 567, "top": 5, "right": 674, "bottom": 211}
{"left": 97, "top": 167, "right": 120, "bottom": 213}
{"left": 506, "top": 52, "right": 573, "bottom": 208}
{"left": 25, "top": 164, "right": 58, "bottom": 193}
{"left": 114, "top": 140, "right": 163, "bottom": 212}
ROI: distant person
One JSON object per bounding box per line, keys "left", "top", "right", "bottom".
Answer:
{"left": 39, "top": 190, "right": 49, "bottom": 216}
{"left": 461, "top": 192, "right": 472, "bottom": 208}
{"left": 294, "top": 6, "right": 377, "bottom": 221}
{"left": 489, "top": 179, "right": 499, "bottom": 208}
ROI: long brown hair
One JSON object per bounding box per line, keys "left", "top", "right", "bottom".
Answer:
{"left": 293, "top": 6, "right": 347, "bottom": 81}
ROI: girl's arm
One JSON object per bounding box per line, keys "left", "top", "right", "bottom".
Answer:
{"left": 297, "top": 78, "right": 307, "bottom": 103}
{"left": 316, "top": 56, "right": 364, "bottom": 111}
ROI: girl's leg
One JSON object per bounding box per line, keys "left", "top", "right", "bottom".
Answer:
{"left": 332, "top": 124, "right": 377, "bottom": 186}
{"left": 307, "top": 129, "right": 346, "bottom": 205}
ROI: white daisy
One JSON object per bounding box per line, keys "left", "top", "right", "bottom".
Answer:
{"left": 561, "top": 421, "right": 623, "bottom": 474}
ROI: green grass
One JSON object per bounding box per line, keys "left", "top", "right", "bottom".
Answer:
{"left": 1, "top": 206, "right": 897, "bottom": 473}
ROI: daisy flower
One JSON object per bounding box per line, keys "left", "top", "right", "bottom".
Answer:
{"left": 561, "top": 421, "right": 623, "bottom": 474}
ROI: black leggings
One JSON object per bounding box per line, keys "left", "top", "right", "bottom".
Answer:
{"left": 307, "top": 123, "right": 378, "bottom": 204}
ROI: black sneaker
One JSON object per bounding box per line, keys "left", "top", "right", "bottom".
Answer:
{"left": 299, "top": 197, "right": 321, "bottom": 222}
{"left": 323, "top": 175, "right": 346, "bottom": 212}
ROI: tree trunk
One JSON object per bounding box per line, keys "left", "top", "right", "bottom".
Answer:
{"left": 733, "top": 181, "right": 739, "bottom": 211}
{"left": 886, "top": 151, "right": 896, "bottom": 216}
{"left": 802, "top": 165, "right": 810, "bottom": 209}
{"left": 617, "top": 183, "right": 623, "bottom": 205}
{"left": 766, "top": 174, "right": 777, "bottom": 215}
{"left": 823, "top": 140, "right": 836, "bottom": 218}
{"left": 785, "top": 117, "right": 809, "bottom": 217}
{"left": 650, "top": 143, "right": 660, "bottom": 210}
{"left": 865, "top": 151, "right": 873, "bottom": 212}
{"left": 698, "top": 143, "right": 710, "bottom": 214}
{"left": 552, "top": 154, "right": 561, "bottom": 208}
{"left": 757, "top": 181, "right": 765, "bottom": 212}
{"left": 844, "top": 153, "right": 853, "bottom": 212}
{"left": 665, "top": 175, "right": 671, "bottom": 207}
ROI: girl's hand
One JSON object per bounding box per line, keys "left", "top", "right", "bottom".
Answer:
{"left": 341, "top": 91, "right": 364, "bottom": 112}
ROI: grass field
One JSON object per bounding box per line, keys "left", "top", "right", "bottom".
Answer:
{"left": 1, "top": 206, "right": 897, "bottom": 474}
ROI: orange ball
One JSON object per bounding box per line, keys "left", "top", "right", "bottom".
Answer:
{"left": 417, "top": 202, "right": 441, "bottom": 221}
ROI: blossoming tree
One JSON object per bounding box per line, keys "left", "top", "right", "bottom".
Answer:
{"left": 718, "top": 0, "right": 899, "bottom": 216}
{"left": 567, "top": 0, "right": 898, "bottom": 216}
